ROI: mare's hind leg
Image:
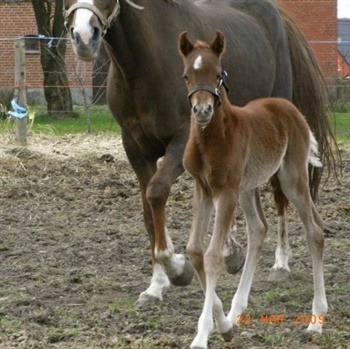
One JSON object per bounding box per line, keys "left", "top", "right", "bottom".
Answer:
{"left": 269, "top": 175, "right": 291, "bottom": 281}
{"left": 227, "top": 189, "right": 268, "bottom": 325}
{"left": 223, "top": 212, "right": 245, "bottom": 274}
{"left": 278, "top": 168, "right": 327, "bottom": 333}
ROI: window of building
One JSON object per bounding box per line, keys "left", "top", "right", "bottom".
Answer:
{"left": 24, "top": 35, "right": 40, "bottom": 54}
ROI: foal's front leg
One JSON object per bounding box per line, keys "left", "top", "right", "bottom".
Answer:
{"left": 189, "top": 188, "right": 236, "bottom": 349}
{"left": 227, "top": 189, "right": 268, "bottom": 325}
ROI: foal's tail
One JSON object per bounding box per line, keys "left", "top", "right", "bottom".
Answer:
{"left": 278, "top": 6, "right": 339, "bottom": 199}
{"left": 308, "top": 131, "right": 323, "bottom": 169}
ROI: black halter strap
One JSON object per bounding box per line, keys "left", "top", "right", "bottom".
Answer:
{"left": 188, "top": 71, "right": 230, "bottom": 106}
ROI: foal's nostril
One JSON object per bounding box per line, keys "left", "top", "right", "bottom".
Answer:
{"left": 206, "top": 104, "right": 213, "bottom": 115}
{"left": 193, "top": 105, "right": 199, "bottom": 116}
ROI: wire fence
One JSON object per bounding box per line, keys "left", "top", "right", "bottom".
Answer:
{"left": 0, "top": 36, "right": 110, "bottom": 112}
{"left": 0, "top": 36, "right": 349, "bottom": 117}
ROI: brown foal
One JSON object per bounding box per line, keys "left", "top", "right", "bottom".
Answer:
{"left": 179, "top": 31, "right": 327, "bottom": 349}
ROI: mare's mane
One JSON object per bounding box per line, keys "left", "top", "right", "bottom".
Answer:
{"left": 163, "top": 0, "right": 180, "bottom": 4}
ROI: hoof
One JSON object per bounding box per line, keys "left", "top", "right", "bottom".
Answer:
{"left": 300, "top": 329, "right": 320, "bottom": 343}
{"left": 221, "top": 327, "right": 234, "bottom": 342}
{"left": 225, "top": 248, "right": 245, "bottom": 274}
{"left": 169, "top": 259, "right": 195, "bottom": 286}
{"left": 135, "top": 292, "right": 162, "bottom": 309}
{"left": 268, "top": 268, "right": 290, "bottom": 282}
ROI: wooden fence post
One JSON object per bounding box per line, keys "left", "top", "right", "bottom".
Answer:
{"left": 14, "top": 37, "right": 27, "bottom": 146}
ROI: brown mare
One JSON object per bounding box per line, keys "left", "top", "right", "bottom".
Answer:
{"left": 63, "top": 0, "right": 334, "bottom": 307}
{"left": 179, "top": 31, "right": 328, "bottom": 349}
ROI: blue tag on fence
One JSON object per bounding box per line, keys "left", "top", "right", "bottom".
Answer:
{"left": 8, "top": 99, "right": 28, "bottom": 119}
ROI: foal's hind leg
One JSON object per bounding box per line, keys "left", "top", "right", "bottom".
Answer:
{"left": 278, "top": 168, "right": 327, "bottom": 333}
{"left": 269, "top": 175, "right": 291, "bottom": 281}
{"left": 223, "top": 212, "right": 245, "bottom": 274}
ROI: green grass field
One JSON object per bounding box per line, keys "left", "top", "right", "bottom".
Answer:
{"left": 0, "top": 106, "right": 349, "bottom": 141}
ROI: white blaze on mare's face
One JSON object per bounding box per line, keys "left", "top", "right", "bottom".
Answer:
{"left": 193, "top": 55, "right": 203, "bottom": 70}
{"left": 74, "top": 0, "right": 94, "bottom": 45}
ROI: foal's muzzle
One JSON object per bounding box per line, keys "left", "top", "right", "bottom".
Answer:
{"left": 187, "top": 71, "right": 230, "bottom": 127}
{"left": 192, "top": 102, "right": 214, "bottom": 127}
{"left": 187, "top": 70, "right": 230, "bottom": 107}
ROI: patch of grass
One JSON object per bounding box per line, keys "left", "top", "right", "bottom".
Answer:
{"left": 264, "top": 288, "right": 285, "bottom": 302}
{"left": 0, "top": 316, "right": 23, "bottom": 335}
{"left": 319, "top": 331, "right": 350, "bottom": 346}
{"left": 0, "top": 105, "right": 121, "bottom": 136}
{"left": 108, "top": 299, "right": 138, "bottom": 316}
{"left": 112, "top": 338, "right": 155, "bottom": 349}
{"left": 332, "top": 283, "right": 350, "bottom": 293}
{"left": 261, "top": 333, "right": 287, "bottom": 346}
{"left": 334, "top": 112, "right": 350, "bottom": 142}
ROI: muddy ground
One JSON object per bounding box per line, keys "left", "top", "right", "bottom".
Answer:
{"left": 0, "top": 133, "right": 349, "bottom": 349}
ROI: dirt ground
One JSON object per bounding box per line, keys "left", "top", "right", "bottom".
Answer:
{"left": 0, "top": 132, "right": 349, "bottom": 349}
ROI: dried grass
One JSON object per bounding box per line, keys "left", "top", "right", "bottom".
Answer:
{"left": 0, "top": 131, "right": 127, "bottom": 162}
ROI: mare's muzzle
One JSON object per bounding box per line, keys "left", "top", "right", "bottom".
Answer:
{"left": 63, "top": 1, "right": 121, "bottom": 36}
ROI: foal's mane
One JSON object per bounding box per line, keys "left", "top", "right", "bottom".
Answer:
{"left": 194, "top": 40, "right": 210, "bottom": 49}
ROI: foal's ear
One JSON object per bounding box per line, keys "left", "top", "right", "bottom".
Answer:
{"left": 179, "top": 31, "right": 194, "bottom": 57}
{"left": 210, "top": 31, "right": 226, "bottom": 56}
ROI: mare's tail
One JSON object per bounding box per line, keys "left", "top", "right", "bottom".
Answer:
{"left": 278, "top": 6, "right": 340, "bottom": 199}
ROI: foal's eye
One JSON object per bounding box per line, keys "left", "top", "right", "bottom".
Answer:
{"left": 183, "top": 75, "right": 189, "bottom": 83}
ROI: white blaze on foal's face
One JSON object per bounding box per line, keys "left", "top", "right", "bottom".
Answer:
{"left": 193, "top": 55, "right": 203, "bottom": 70}
{"left": 74, "top": 0, "right": 94, "bottom": 45}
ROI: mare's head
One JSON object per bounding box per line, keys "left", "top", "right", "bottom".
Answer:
{"left": 179, "top": 31, "right": 228, "bottom": 128}
{"left": 63, "top": 0, "right": 121, "bottom": 61}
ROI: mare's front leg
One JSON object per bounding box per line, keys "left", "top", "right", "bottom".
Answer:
{"left": 227, "top": 189, "right": 268, "bottom": 325}
{"left": 148, "top": 134, "right": 194, "bottom": 288}
{"left": 122, "top": 132, "right": 170, "bottom": 306}
{"left": 190, "top": 187, "right": 236, "bottom": 349}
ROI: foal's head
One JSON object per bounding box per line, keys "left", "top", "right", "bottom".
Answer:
{"left": 179, "top": 31, "right": 228, "bottom": 128}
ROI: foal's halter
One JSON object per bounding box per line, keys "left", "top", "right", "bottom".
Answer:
{"left": 63, "top": 0, "right": 144, "bottom": 36}
{"left": 187, "top": 71, "right": 230, "bottom": 106}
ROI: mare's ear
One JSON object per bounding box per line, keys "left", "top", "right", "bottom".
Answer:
{"left": 179, "top": 31, "right": 194, "bottom": 57}
{"left": 210, "top": 31, "right": 226, "bottom": 56}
